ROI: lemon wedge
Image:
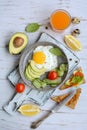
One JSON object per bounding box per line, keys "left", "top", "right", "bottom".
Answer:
{"left": 64, "top": 35, "right": 82, "bottom": 51}
{"left": 18, "top": 104, "right": 41, "bottom": 116}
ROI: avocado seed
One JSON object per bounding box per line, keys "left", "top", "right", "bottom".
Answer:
{"left": 13, "top": 37, "right": 24, "bottom": 48}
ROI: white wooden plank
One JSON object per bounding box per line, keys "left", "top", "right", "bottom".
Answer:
{"left": 0, "top": 0, "right": 87, "bottom": 130}
{"left": 0, "top": 109, "right": 87, "bottom": 130}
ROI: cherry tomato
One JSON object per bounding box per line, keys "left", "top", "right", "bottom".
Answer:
{"left": 15, "top": 83, "right": 25, "bottom": 93}
{"left": 74, "top": 71, "right": 84, "bottom": 77}
{"left": 48, "top": 71, "right": 58, "bottom": 80}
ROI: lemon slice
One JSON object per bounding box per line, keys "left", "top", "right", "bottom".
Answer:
{"left": 64, "top": 35, "right": 82, "bottom": 51}
{"left": 18, "top": 104, "right": 41, "bottom": 116}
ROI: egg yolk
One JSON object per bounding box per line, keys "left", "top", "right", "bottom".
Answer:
{"left": 33, "top": 52, "right": 46, "bottom": 64}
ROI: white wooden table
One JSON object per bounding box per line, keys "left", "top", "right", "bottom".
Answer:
{"left": 0, "top": 0, "right": 87, "bottom": 130}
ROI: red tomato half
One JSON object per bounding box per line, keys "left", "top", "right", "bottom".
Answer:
{"left": 15, "top": 83, "right": 25, "bottom": 93}
{"left": 48, "top": 71, "right": 58, "bottom": 80}
{"left": 74, "top": 71, "right": 84, "bottom": 77}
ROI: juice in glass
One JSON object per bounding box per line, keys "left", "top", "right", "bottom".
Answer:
{"left": 50, "top": 9, "right": 71, "bottom": 31}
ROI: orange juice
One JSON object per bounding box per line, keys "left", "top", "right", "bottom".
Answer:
{"left": 50, "top": 10, "right": 71, "bottom": 31}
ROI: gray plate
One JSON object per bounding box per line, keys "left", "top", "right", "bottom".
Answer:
{"left": 19, "top": 42, "right": 69, "bottom": 91}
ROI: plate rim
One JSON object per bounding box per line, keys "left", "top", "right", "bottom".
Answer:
{"left": 19, "top": 41, "right": 69, "bottom": 91}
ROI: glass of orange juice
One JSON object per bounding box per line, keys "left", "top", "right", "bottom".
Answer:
{"left": 50, "top": 9, "right": 71, "bottom": 32}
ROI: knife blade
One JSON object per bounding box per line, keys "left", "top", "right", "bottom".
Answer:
{"left": 31, "top": 89, "right": 76, "bottom": 129}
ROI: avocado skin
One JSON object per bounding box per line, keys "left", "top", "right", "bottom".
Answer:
{"left": 9, "top": 32, "right": 28, "bottom": 54}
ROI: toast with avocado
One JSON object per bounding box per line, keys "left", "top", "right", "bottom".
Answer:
{"left": 59, "top": 67, "right": 85, "bottom": 90}
{"left": 51, "top": 88, "right": 81, "bottom": 109}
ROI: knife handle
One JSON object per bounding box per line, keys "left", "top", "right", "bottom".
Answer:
{"left": 31, "top": 111, "right": 52, "bottom": 129}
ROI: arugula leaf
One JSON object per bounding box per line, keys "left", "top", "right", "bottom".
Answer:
{"left": 71, "top": 76, "right": 83, "bottom": 84}
{"left": 49, "top": 47, "right": 65, "bottom": 57}
{"left": 25, "top": 23, "right": 41, "bottom": 33}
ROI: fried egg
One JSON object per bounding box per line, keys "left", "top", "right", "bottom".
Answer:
{"left": 32, "top": 46, "right": 58, "bottom": 71}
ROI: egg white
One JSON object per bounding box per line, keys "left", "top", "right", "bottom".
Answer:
{"left": 33, "top": 46, "right": 58, "bottom": 71}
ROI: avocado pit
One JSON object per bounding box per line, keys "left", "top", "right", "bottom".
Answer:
{"left": 13, "top": 37, "right": 24, "bottom": 48}
{"left": 9, "top": 32, "right": 28, "bottom": 54}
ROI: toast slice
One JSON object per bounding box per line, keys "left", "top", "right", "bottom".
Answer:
{"left": 66, "top": 88, "right": 81, "bottom": 109}
{"left": 51, "top": 88, "right": 82, "bottom": 109}
{"left": 60, "top": 67, "right": 85, "bottom": 90}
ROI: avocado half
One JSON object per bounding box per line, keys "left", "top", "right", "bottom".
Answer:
{"left": 9, "top": 32, "right": 28, "bottom": 54}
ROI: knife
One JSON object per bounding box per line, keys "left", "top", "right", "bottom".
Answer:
{"left": 31, "top": 89, "right": 76, "bottom": 129}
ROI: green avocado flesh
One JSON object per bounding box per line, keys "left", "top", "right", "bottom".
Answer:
{"left": 24, "top": 60, "right": 62, "bottom": 88}
{"left": 24, "top": 60, "right": 46, "bottom": 81}
{"left": 9, "top": 32, "right": 28, "bottom": 54}
{"left": 24, "top": 60, "right": 62, "bottom": 89}
{"left": 24, "top": 61, "right": 67, "bottom": 89}
{"left": 32, "top": 79, "right": 47, "bottom": 89}
{"left": 30, "top": 60, "right": 46, "bottom": 73}
{"left": 32, "top": 77, "right": 62, "bottom": 89}
{"left": 65, "top": 76, "right": 84, "bottom": 86}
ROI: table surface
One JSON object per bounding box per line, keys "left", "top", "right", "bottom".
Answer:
{"left": 0, "top": 0, "right": 87, "bottom": 130}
